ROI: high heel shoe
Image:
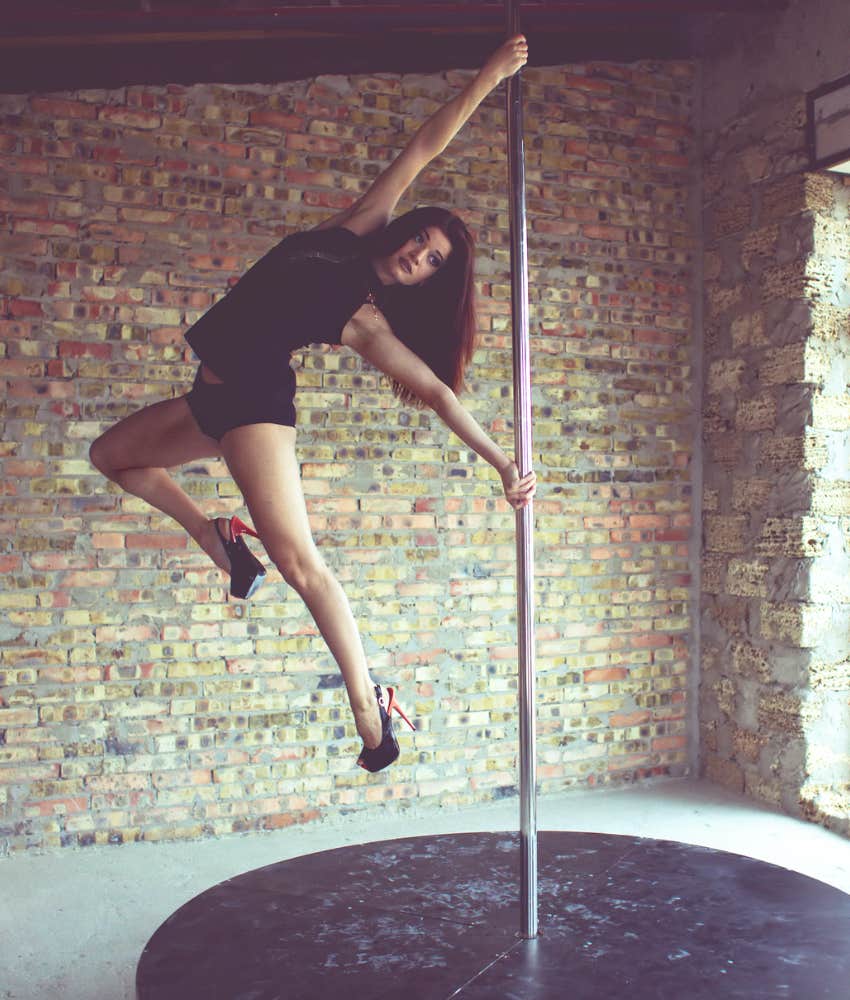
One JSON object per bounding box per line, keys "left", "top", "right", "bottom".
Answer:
{"left": 214, "top": 515, "right": 266, "bottom": 599}
{"left": 357, "top": 685, "right": 416, "bottom": 773}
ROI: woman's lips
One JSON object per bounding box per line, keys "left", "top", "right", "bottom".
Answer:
{"left": 399, "top": 257, "right": 412, "bottom": 275}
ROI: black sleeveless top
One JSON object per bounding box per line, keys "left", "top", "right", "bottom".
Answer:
{"left": 184, "top": 227, "right": 380, "bottom": 386}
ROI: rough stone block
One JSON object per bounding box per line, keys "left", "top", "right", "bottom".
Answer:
{"left": 703, "top": 398, "right": 732, "bottom": 436}
{"left": 700, "top": 719, "right": 718, "bottom": 753}
{"left": 760, "top": 601, "right": 832, "bottom": 647}
{"left": 730, "top": 311, "right": 767, "bottom": 350}
{"left": 814, "top": 214, "right": 850, "bottom": 259}
{"left": 761, "top": 172, "right": 835, "bottom": 223}
{"left": 703, "top": 488, "right": 720, "bottom": 513}
{"left": 809, "top": 564, "right": 850, "bottom": 603}
{"left": 727, "top": 558, "right": 769, "bottom": 597}
{"left": 803, "top": 338, "right": 843, "bottom": 387}
{"left": 812, "top": 393, "right": 850, "bottom": 431}
{"left": 732, "top": 726, "right": 765, "bottom": 763}
{"left": 706, "top": 283, "right": 744, "bottom": 319}
{"left": 760, "top": 434, "right": 828, "bottom": 471}
{"left": 735, "top": 393, "right": 777, "bottom": 432}
{"left": 704, "top": 514, "right": 748, "bottom": 553}
{"left": 699, "top": 639, "right": 722, "bottom": 673}
{"left": 707, "top": 598, "right": 749, "bottom": 637}
{"left": 746, "top": 774, "right": 783, "bottom": 807}
{"left": 799, "top": 783, "right": 850, "bottom": 834}
{"left": 757, "top": 691, "right": 804, "bottom": 737}
{"left": 704, "top": 752, "right": 744, "bottom": 793}
{"left": 761, "top": 259, "right": 811, "bottom": 301}
{"left": 809, "top": 658, "right": 850, "bottom": 692}
{"left": 701, "top": 553, "right": 727, "bottom": 594}
{"left": 758, "top": 342, "right": 806, "bottom": 386}
{"left": 741, "top": 145, "right": 772, "bottom": 184}
{"left": 810, "top": 302, "right": 850, "bottom": 342}
{"left": 741, "top": 224, "right": 779, "bottom": 271}
{"left": 704, "top": 249, "right": 722, "bottom": 281}
{"left": 707, "top": 432, "right": 744, "bottom": 466}
{"left": 731, "top": 477, "right": 772, "bottom": 513}
{"left": 810, "top": 480, "right": 850, "bottom": 517}
{"left": 731, "top": 640, "right": 772, "bottom": 682}
{"left": 714, "top": 675, "right": 736, "bottom": 716}
{"left": 710, "top": 192, "right": 752, "bottom": 238}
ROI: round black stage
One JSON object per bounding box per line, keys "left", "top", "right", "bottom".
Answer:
{"left": 137, "top": 831, "right": 850, "bottom": 999}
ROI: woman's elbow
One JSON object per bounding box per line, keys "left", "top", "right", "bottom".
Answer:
{"left": 426, "top": 381, "right": 455, "bottom": 416}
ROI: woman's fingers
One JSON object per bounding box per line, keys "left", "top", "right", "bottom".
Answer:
{"left": 486, "top": 34, "right": 529, "bottom": 82}
{"left": 506, "top": 470, "right": 537, "bottom": 509}
{"left": 504, "top": 35, "right": 529, "bottom": 75}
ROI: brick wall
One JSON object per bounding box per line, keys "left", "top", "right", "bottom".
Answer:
{"left": 701, "top": 0, "right": 850, "bottom": 835}
{"left": 0, "top": 61, "right": 697, "bottom": 853}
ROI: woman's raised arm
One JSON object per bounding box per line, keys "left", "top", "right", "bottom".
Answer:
{"left": 316, "top": 35, "right": 528, "bottom": 235}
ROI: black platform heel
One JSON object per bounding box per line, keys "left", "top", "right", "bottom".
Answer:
{"left": 357, "top": 685, "right": 415, "bottom": 773}
{"left": 214, "top": 516, "right": 266, "bottom": 599}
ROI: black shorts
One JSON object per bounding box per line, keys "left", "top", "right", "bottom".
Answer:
{"left": 185, "top": 366, "right": 297, "bottom": 441}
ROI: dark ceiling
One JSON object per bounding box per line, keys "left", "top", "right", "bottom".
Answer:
{"left": 2, "top": 1, "right": 788, "bottom": 93}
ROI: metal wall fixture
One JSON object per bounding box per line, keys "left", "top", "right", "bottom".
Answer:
{"left": 807, "top": 71, "right": 850, "bottom": 173}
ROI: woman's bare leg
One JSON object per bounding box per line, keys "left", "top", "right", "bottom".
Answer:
{"left": 92, "top": 403, "right": 382, "bottom": 746}
{"left": 219, "top": 423, "right": 382, "bottom": 749}
{"left": 89, "top": 395, "right": 230, "bottom": 569}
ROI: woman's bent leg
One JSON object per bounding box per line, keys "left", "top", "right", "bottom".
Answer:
{"left": 90, "top": 395, "right": 230, "bottom": 570}
{"left": 219, "top": 423, "right": 382, "bottom": 749}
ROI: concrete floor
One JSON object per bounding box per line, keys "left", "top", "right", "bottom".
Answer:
{"left": 2, "top": 778, "right": 849, "bottom": 1000}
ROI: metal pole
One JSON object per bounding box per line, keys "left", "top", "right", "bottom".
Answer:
{"left": 504, "top": 0, "right": 538, "bottom": 940}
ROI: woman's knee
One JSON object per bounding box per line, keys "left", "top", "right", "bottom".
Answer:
{"left": 273, "top": 545, "right": 331, "bottom": 596}
{"left": 89, "top": 434, "right": 114, "bottom": 477}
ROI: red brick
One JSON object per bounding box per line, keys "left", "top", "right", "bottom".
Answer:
{"left": 249, "top": 110, "right": 305, "bottom": 130}
{"left": 652, "top": 735, "right": 687, "bottom": 751}
{"left": 31, "top": 97, "right": 98, "bottom": 120}
{"left": 584, "top": 668, "right": 629, "bottom": 683}
{"left": 124, "top": 534, "right": 188, "bottom": 550}
{"left": 98, "top": 107, "right": 162, "bottom": 130}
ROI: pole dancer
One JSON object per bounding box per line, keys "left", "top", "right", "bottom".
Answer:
{"left": 90, "top": 35, "right": 536, "bottom": 774}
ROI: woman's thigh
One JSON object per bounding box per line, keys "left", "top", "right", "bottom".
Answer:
{"left": 91, "top": 394, "right": 221, "bottom": 472}
{"left": 218, "top": 423, "right": 318, "bottom": 568}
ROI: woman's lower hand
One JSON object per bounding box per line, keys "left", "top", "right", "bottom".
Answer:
{"left": 482, "top": 34, "right": 529, "bottom": 85}
{"left": 500, "top": 461, "right": 537, "bottom": 510}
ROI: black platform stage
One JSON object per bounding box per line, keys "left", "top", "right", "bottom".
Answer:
{"left": 136, "top": 831, "right": 850, "bottom": 999}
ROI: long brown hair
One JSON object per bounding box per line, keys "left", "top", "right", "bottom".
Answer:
{"left": 367, "top": 206, "right": 477, "bottom": 405}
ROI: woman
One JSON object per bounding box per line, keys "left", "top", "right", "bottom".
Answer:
{"left": 90, "top": 35, "right": 537, "bottom": 773}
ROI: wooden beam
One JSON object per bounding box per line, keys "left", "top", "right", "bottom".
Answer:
{"left": 3, "top": 1, "right": 789, "bottom": 49}
{"left": 0, "top": 0, "right": 787, "bottom": 92}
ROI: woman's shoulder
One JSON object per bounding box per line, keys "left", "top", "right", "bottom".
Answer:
{"left": 276, "top": 225, "right": 365, "bottom": 263}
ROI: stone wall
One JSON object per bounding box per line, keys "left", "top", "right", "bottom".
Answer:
{"left": 701, "top": 0, "right": 850, "bottom": 834}
{"left": 0, "top": 61, "right": 697, "bottom": 853}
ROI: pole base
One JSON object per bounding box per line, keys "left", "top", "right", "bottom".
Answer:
{"left": 137, "top": 831, "right": 850, "bottom": 999}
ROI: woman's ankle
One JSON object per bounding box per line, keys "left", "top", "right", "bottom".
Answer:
{"left": 353, "top": 699, "right": 382, "bottom": 749}
{"left": 198, "top": 517, "right": 230, "bottom": 572}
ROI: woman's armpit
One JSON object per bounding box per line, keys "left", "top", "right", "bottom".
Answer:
{"left": 200, "top": 363, "right": 225, "bottom": 384}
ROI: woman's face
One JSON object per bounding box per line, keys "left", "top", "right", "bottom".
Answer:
{"left": 374, "top": 226, "right": 453, "bottom": 286}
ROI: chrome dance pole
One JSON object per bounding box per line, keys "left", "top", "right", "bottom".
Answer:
{"left": 504, "top": 0, "right": 538, "bottom": 940}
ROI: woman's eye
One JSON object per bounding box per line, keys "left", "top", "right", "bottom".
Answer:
{"left": 429, "top": 255, "right": 441, "bottom": 268}
{"left": 415, "top": 232, "right": 424, "bottom": 244}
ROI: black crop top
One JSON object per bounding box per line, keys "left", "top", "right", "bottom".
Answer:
{"left": 184, "top": 227, "right": 380, "bottom": 386}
